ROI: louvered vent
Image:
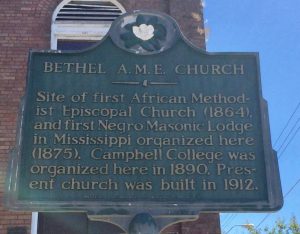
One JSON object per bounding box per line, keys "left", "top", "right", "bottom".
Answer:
{"left": 56, "top": 0, "right": 123, "bottom": 22}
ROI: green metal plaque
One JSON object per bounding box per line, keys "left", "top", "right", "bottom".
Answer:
{"left": 6, "top": 11, "right": 283, "bottom": 213}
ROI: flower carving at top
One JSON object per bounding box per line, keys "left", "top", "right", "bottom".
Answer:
{"left": 120, "top": 15, "right": 167, "bottom": 52}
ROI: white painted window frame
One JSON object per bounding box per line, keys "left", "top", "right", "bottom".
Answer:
{"left": 50, "top": 0, "right": 126, "bottom": 50}
{"left": 51, "top": 22, "right": 111, "bottom": 49}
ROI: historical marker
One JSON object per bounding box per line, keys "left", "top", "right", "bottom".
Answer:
{"left": 6, "top": 11, "right": 283, "bottom": 213}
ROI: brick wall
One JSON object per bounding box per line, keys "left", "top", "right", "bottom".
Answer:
{"left": 0, "top": 1, "right": 216, "bottom": 233}
{"left": 0, "top": 1, "right": 58, "bottom": 232}
{"left": 162, "top": 214, "right": 221, "bottom": 234}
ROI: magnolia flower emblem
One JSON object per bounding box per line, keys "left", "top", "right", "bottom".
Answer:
{"left": 120, "top": 15, "right": 167, "bottom": 52}
{"left": 132, "top": 24, "right": 155, "bottom": 41}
